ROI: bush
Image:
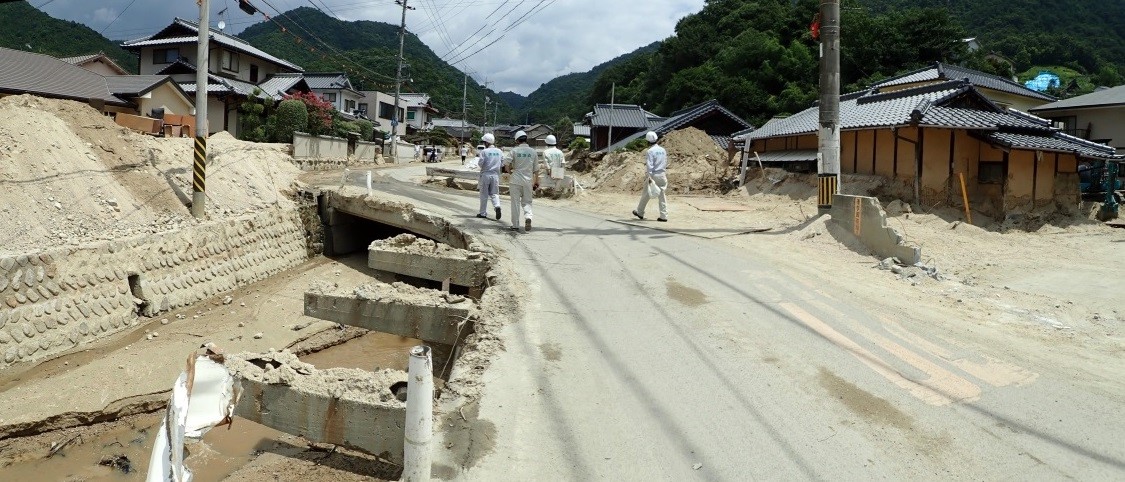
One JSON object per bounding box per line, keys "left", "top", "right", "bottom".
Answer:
{"left": 568, "top": 137, "right": 589, "bottom": 150}
{"left": 273, "top": 99, "right": 308, "bottom": 143}
{"left": 282, "top": 92, "right": 333, "bottom": 136}
{"left": 333, "top": 120, "right": 359, "bottom": 139}
{"left": 355, "top": 119, "right": 374, "bottom": 141}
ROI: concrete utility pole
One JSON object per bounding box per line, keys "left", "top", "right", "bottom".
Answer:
{"left": 607, "top": 82, "right": 615, "bottom": 151}
{"left": 460, "top": 74, "right": 467, "bottom": 146}
{"left": 192, "top": 0, "right": 210, "bottom": 219}
{"left": 392, "top": 0, "right": 414, "bottom": 163}
{"left": 817, "top": 0, "right": 841, "bottom": 212}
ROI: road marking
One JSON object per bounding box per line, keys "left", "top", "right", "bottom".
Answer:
{"left": 877, "top": 314, "right": 1039, "bottom": 388}
{"left": 779, "top": 302, "right": 952, "bottom": 406}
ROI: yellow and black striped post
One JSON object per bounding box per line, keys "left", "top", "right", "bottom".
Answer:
{"left": 817, "top": 173, "right": 838, "bottom": 211}
{"left": 191, "top": 135, "right": 206, "bottom": 218}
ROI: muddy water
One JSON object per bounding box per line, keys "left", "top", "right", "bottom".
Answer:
{"left": 0, "top": 413, "right": 293, "bottom": 481}
{"left": 300, "top": 332, "right": 423, "bottom": 371}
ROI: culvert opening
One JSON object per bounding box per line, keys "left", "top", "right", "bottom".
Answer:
{"left": 127, "top": 274, "right": 148, "bottom": 315}
{"left": 323, "top": 209, "right": 435, "bottom": 257}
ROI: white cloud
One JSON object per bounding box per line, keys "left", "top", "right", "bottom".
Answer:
{"left": 40, "top": 0, "right": 707, "bottom": 95}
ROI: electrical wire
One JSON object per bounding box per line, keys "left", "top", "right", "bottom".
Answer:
{"left": 98, "top": 0, "right": 138, "bottom": 35}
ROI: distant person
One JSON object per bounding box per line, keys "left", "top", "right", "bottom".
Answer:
{"left": 414, "top": 144, "right": 421, "bottom": 159}
{"left": 460, "top": 144, "right": 469, "bottom": 163}
{"left": 477, "top": 134, "right": 503, "bottom": 220}
{"left": 632, "top": 131, "right": 668, "bottom": 222}
{"left": 428, "top": 146, "right": 437, "bottom": 163}
{"left": 505, "top": 130, "right": 541, "bottom": 232}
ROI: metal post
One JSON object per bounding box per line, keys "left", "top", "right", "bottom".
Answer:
{"left": 403, "top": 345, "right": 433, "bottom": 482}
{"left": 191, "top": 0, "right": 211, "bottom": 219}
{"left": 817, "top": 0, "right": 841, "bottom": 212}
{"left": 392, "top": 0, "right": 413, "bottom": 164}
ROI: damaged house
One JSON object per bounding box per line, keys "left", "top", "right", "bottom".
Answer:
{"left": 740, "top": 80, "right": 1121, "bottom": 217}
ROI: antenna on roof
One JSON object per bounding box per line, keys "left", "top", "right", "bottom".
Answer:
{"left": 217, "top": 20, "right": 226, "bottom": 32}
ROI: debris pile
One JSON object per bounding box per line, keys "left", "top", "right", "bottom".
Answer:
{"left": 579, "top": 127, "right": 735, "bottom": 194}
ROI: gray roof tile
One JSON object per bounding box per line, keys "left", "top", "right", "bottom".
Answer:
{"left": 872, "top": 62, "right": 1055, "bottom": 102}
{"left": 604, "top": 99, "right": 754, "bottom": 151}
{"left": 105, "top": 75, "right": 172, "bottom": 96}
{"left": 1030, "top": 84, "right": 1125, "bottom": 112}
{"left": 589, "top": 104, "right": 650, "bottom": 128}
{"left": 982, "top": 131, "right": 1120, "bottom": 159}
{"left": 0, "top": 47, "right": 129, "bottom": 106}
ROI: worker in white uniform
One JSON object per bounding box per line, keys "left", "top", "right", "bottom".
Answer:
{"left": 505, "top": 130, "right": 541, "bottom": 232}
{"left": 465, "top": 144, "right": 483, "bottom": 170}
{"left": 633, "top": 131, "right": 668, "bottom": 222}
{"left": 460, "top": 144, "right": 468, "bottom": 163}
{"left": 476, "top": 133, "right": 503, "bottom": 220}
{"left": 541, "top": 135, "right": 565, "bottom": 189}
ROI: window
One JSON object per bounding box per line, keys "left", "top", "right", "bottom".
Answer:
{"left": 322, "top": 92, "right": 337, "bottom": 103}
{"left": 152, "top": 48, "right": 179, "bottom": 64}
{"left": 978, "top": 161, "right": 1005, "bottom": 184}
{"left": 249, "top": 64, "right": 259, "bottom": 83}
{"left": 345, "top": 99, "right": 356, "bottom": 111}
{"left": 220, "top": 50, "right": 239, "bottom": 72}
{"left": 407, "top": 110, "right": 416, "bottom": 120}
{"left": 358, "top": 103, "right": 368, "bottom": 113}
{"left": 378, "top": 102, "right": 403, "bottom": 121}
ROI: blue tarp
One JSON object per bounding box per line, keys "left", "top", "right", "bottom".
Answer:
{"left": 1025, "top": 71, "right": 1061, "bottom": 92}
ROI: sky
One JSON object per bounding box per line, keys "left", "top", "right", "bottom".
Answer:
{"left": 34, "top": 0, "right": 706, "bottom": 95}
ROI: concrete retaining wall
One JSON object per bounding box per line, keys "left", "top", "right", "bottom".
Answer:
{"left": 829, "top": 194, "right": 921, "bottom": 264}
{"left": 293, "top": 132, "right": 348, "bottom": 160}
{"left": 0, "top": 208, "right": 308, "bottom": 369}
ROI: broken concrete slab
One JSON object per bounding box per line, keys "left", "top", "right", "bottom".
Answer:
{"left": 304, "top": 281, "right": 472, "bottom": 345}
{"left": 368, "top": 234, "right": 488, "bottom": 288}
{"left": 226, "top": 350, "right": 408, "bottom": 463}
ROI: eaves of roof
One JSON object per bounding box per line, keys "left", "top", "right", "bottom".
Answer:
{"left": 122, "top": 18, "right": 302, "bottom": 72}
{"left": 1029, "top": 84, "right": 1125, "bottom": 113}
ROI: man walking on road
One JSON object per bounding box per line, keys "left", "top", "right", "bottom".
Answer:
{"left": 477, "top": 133, "right": 503, "bottom": 220}
{"left": 633, "top": 131, "right": 668, "bottom": 222}
{"left": 506, "top": 130, "right": 541, "bottom": 232}
{"left": 542, "top": 134, "right": 565, "bottom": 184}
{"left": 460, "top": 144, "right": 468, "bottom": 163}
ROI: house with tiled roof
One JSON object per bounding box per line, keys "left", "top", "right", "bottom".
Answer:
{"left": 1030, "top": 85, "right": 1125, "bottom": 155}
{"left": 583, "top": 104, "right": 665, "bottom": 150}
{"left": 871, "top": 62, "right": 1055, "bottom": 112}
{"left": 0, "top": 47, "right": 192, "bottom": 118}
{"left": 299, "top": 72, "right": 364, "bottom": 116}
{"left": 602, "top": 99, "right": 754, "bottom": 152}
{"left": 740, "top": 80, "right": 1120, "bottom": 216}
{"left": 122, "top": 18, "right": 306, "bottom": 135}
{"left": 399, "top": 93, "right": 439, "bottom": 132}
{"left": 60, "top": 52, "right": 129, "bottom": 76}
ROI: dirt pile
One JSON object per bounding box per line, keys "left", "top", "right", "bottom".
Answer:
{"left": 0, "top": 95, "right": 303, "bottom": 255}
{"left": 580, "top": 127, "right": 735, "bottom": 194}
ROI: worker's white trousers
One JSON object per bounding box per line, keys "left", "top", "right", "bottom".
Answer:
{"left": 510, "top": 182, "right": 533, "bottom": 228}
{"left": 636, "top": 173, "right": 668, "bottom": 219}
{"left": 479, "top": 173, "right": 501, "bottom": 215}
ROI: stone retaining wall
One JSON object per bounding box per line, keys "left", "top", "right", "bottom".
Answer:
{"left": 0, "top": 208, "right": 309, "bottom": 369}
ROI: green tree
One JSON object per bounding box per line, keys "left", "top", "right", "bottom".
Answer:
{"left": 552, "top": 116, "right": 574, "bottom": 146}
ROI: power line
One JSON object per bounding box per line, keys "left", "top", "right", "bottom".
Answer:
{"left": 98, "top": 0, "right": 138, "bottom": 35}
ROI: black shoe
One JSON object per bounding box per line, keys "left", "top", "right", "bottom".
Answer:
{"left": 509, "top": 226, "right": 519, "bottom": 231}
{"left": 657, "top": 218, "right": 668, "bottom": 222}
{"left": 632, "top": 210, "right": 644, "bottom": 220}
{"left": 476, "top": 214, "right": 487, "bottom": 219}
{"left": 525, "top": 219, "right": 532, "bottom": 232}
{"left": 495, "top": 207, "right": 502, "bottom": 220}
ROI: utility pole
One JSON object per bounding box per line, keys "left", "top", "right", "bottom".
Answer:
{"left": 607, "top": 82, "right": 615, "bottom": 151}
{"left": 392, "top": 0, "right": 414, "bottom": 163}
{"left": 192, "top": 0, "right": 211, "bottom": 219}
{"left": 460, "top": 74, "right": 467, "bottom": 146}
{"left": 817, "top": 0, "right": 841, "bottom": 212}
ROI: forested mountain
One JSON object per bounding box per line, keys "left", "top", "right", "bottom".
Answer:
{"left": 0, "top": 1, "right": 137, "bottom": 73}
{"left": 238, "top": 7, "right": 510, "bottom": 124}
{"left": 530, "top": 0, "right": 1125, "bottom": 127}
{"left": 513, "top": 42, "right": 660, "bottom": 124}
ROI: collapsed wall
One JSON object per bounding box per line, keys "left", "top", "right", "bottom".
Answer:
{"left": 0, "top": 207, "right": 308, "bottom": 368}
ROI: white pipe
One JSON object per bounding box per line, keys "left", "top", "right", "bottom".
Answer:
{"left": 402, "top": 345, "right": 433, "bottom": 482}
{"left": 366, "top": 170, "right": 373, "bottom": 194}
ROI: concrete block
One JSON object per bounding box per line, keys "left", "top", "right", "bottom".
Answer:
{"left": 304, "top": 288, "right": 471, "bottom": 345}
{"left": 829, "top": 194, "right": 921, "bottom": 264}
{"left": 368, "top": 235, "right": 487, "bottom": 288}
{"left": 227, "top": 351, "right": 407, "bottom": 463}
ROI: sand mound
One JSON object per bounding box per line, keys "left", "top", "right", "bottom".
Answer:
{"left": 0, "top": 95, "right": 302, "bottom": 255}
{"left": 580, "top": 127, "right": 735, "bottom": 194}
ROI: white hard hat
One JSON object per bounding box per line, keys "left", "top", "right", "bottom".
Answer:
{"left": 545, "top": 135, "right": 557, "bottom": 146}
{"left": 646, "top": 131, "right": 658, "bottom": 143}
{"left": 515, "top": 130, "right": 528, "bottom": 140}
{"left": 481, "top": 133, "right": 495, "bottom": 144}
